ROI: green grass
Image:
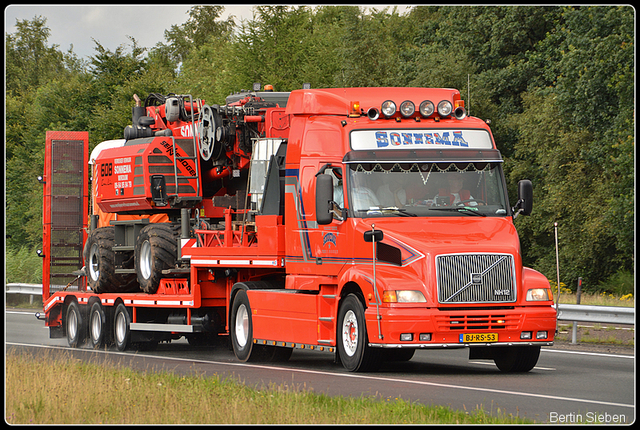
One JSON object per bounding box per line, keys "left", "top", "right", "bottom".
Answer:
{"left": 5, "top": 245, "right": 43, "bottom": 284}
{"left": 556, "top": 290, "right": 634, "bottom": 307}
{"left": 5, "top": 350, "right": 532, "bottom": 424}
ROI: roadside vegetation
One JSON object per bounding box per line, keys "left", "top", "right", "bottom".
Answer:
{"left": 555, "top": 321, "right": 634, "bottom": 347}
{"left": 5, "top": 5, "right": 635, "bottom": 295}
{"left": 6, "top": 246, "right": 635, "bottom": 308}
{"left": 554, "top": 280, "right": 634, "bottom": 307}
{"left": 5, "top": 349, "right": 532, "bottom": 424}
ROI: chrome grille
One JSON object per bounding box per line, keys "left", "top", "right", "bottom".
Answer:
{"left": 437, "top": 254, "right": 516, "bottom": 303}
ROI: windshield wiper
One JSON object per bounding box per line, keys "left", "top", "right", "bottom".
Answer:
{"left": 429, "top": 206, "right": 487, "bottom": 217}
{"left": 381, "top": 207, "right": 417, "bottom": 217}
{"left": 365, "top": 207, "right": 417, "bottom": 217}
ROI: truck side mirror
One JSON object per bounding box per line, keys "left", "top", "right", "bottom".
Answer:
{"left": 316, "top": 174, "right": 334, "bottom": 225}
{"left": 514, "top": 179, "right": 533, "bottom": 216}
{"left": 363, "top": 229, "right": 384, "bottom": 243}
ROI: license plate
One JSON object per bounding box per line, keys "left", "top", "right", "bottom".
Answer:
{"left": 460, "top": 333, "right": 498, "bottom": 343}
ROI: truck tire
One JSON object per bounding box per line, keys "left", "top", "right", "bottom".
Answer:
{"left": 493, "top": 345, "right": 540, "bottom": 372}
{"left": 230, "top": 283, "right": 294, "bottom": 363}
{"left": 113, "top": 303, "right": 132, "bottom": 352}
{"left": 65, "top": 300, "right": 86, "bottom": 348}
{"left": 383, "top": 348, "right": 415, "bottom": 362}
{"left": 84, "top": 227, "right": 138, "bottom": 293}
{"left": 337, "top": 294, "right": 381, "bottom": 372}
{"left": 135, "top": 224, "right": 178, "bottom": 294}
{"left": 88, "top": 301, "right": 110, "bottom": 349}
{"left": 230, "top": 289, "right": 255, "bottom": 361}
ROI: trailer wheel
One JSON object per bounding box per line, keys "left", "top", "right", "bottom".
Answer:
{"left": 337, "top": 294, "right": 380, "bottom": 372}
{"left": 89, "top": 301, "right": 110, "bottom": 349}
{"left": 84, "top": 227, "right": 138, "bottom": 293}
{"left": 113, "top": 303, "right": 132, "bottom": 352}
{"left": 493, "top": 345, "right": 540, "bottom": 372}
{"left": 66, "top": 300, "right": 86, "bottom": 348}
{"left": 135, "top": 224, "right": 178, "bottom": 294}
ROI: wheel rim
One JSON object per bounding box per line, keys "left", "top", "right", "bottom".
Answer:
{"left": 235, "top": 304, "right": 249, "bottom": 348}
{"left": 139, "top": 240, "right": 152, "bottom": 280}
{"left": 198, "top": 105, "right": 217, "bottom": 161}
{"left": 115, "top": 311, "right": 127, "bottom": 344}
{"left": 342, "top": 310, "right": 358, "bottom": 357}
{"left": 68, "top": 308, "right": 78, "bottom": 341}
{"left": 89, "top": 243, "right": 100, "bottom": 281}
{"left": 90, "top": 309, "right": 102, "bottom": 343}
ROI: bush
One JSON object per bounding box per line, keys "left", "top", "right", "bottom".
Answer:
{"left": 6, "top": 246, "right": 43, "bottom": 284}
{"left": 598, "top": 271, "right": 634, "bottom": 296}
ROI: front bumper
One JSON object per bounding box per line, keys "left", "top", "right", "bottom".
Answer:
{"left": 365, "top": 305, "right": 557, "bottom": 348}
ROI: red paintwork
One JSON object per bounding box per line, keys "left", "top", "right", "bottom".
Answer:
{"left": 42, "top": 87, "right": 555, "bottom": 353}
{"left": 42, "top": 131, "right": 89, "bottom": 302}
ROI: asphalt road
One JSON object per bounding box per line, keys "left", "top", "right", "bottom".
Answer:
{"left": 6, "top": 309, "right": 636, "bottom": 423}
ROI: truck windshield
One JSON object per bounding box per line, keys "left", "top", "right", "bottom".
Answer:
{"left": 345, "top": 161, "right": 510, "bottom": 217}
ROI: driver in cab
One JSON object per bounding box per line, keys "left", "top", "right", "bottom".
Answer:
{"left": 434, "top": 172, "right": 476, "bottom": 206}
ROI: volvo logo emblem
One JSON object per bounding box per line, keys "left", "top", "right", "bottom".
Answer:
{"left": 471, "top": 273, "right": 482, "bottom": 284}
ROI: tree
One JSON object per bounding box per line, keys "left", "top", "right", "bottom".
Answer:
{"left": 5, "top": 16, "right": 67, "bottom": 95}
{"left": 232, "top": 6, "right": 317, "bottom": 91}
{"left": 4, "top": 6, "right": 633, "bottom": 291}
{"left": 508, "top": 6, "right": 634, "bottom": 289}
{"left": 160, "top": 5, "right": 234, "bottom": 65}
{"left": 5, "top": 16, "right": 73, "bottom": 250}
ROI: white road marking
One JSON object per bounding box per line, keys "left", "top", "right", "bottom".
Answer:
{"left": 7, "top": 341, "right": 634, "bottom": 410}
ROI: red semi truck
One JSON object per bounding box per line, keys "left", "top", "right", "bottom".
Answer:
{"left": 39, "top": 86, "right": 556, "bottom": 372}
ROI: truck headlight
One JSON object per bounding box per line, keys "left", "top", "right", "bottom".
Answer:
{"left": 382, "top": 290, "right": 427, "bottom": 303}
{"left": 526, "top": 288, "right": 553, "bottom": 301}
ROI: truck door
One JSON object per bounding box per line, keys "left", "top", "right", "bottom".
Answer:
{"left": 286, "top": 163, "right": 349, "bottom": 277}
{"left": 311, "top": 164, "right": 349, "bottom": 276}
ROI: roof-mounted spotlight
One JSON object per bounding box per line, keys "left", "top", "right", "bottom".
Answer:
{"left": 381, "top": 100, "right": 396, "bottom": 118}
{"left": 437, "top": 100, "right": 453, "bottom": 117}
{"left": 399, "top": 100, "right": 415, "bottom": 118}
{"left": 419, "top": 100, "right": 434, "bottom": 117}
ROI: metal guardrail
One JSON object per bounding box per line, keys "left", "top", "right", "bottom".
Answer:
{"left": 556, "top": 303, "right": 635, "bottom": 326}
{"left": 7, "top": 283, "right": 635, "bottom": 326}
{"left": 6, "top": 283, "right": 43, "bottom": 296}
{"left": 6, "top": 283, "right": 43, "bottom": 304}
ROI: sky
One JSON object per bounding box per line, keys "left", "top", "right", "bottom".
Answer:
{"left": 4, "top": 4, "right": 259, "bottom": 60}
{"left": 5, "top": 4, "right": 411, "bottom": 61}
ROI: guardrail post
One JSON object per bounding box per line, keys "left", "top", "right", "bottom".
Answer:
{"left": 571, "top": 277, "right": 582, "bottom": 344}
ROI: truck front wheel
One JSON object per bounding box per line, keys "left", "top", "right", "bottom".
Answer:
{"left": 494, "top": 345, "right": 541, "bottom": 372}
{"left": 337, "top": 294, "right": 380, "bottom": 372}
